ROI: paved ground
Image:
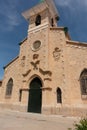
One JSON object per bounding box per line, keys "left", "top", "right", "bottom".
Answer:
{"left": 0, "top": 109, "right": 80, "bottom": 130}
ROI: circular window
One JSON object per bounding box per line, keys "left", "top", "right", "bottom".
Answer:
{"left": 32, "top": 40, "right": 41, "bottom": 51}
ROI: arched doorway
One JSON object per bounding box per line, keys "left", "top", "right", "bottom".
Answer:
{"left": 28, "top": 77, "right": 42, "bottom": 113}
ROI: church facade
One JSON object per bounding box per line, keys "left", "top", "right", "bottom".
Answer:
{"left": 0, "top": 0, "right": 87, "bottom": 116}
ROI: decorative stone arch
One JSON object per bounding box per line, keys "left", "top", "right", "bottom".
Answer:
{"left": 5, "top": 78, "right": 13, "bottom": 97}
{"left": 56, "top": 87, "right": 62, "bottom": 103}
{"left": 28, "top": 75, "right": 43, "bottom": 113}
{"left": 80, "top": 68, "right": 87, "bottom": 77}
{"left": 80, "top": 68, "right": 87, "bottom": 97}
{"left": 28, "top": 74, "right": 43, "bottom": 88}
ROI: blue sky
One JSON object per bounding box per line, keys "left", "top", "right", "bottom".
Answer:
{"left": 0, "top": 0, "right": 87, "bottom": 79}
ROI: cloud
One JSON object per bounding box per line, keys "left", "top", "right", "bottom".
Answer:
{"left": 54, "top": 0, "right": 87, "bottom": 21}
{"left": 54, "top": 0, "right": 87, "bottom": 42}
{"left": 0, "top": 0, "right": 22, "bottom": 31}
{"left": 55, "top": 0, "right": 71, "bottom": 6}
{"left": 55, "top": 0, "right": 87, "bottom": 9}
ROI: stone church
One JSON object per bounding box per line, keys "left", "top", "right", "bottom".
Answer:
{"left": 0, "top": 0, "right": 87, "bottom": 116}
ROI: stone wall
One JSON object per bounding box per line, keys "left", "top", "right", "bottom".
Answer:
{"left": 0, "top": 57, "right": 20, "bottom": 104}
{"left": 65, "top": 41, "right": 87, "bottom": 106}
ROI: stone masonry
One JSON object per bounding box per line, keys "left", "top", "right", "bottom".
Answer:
{"left": 0, "top": 0, "right": 87, "bottom": 116}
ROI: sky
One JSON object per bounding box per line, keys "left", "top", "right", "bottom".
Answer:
{"left": 0, "top": 0, "right": 87, "bottom": 79}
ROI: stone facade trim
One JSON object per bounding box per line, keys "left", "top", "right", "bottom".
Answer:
{"left": 19, "top": 37, "right": 27, "bottom": 46}
{"left": 66, "top": 40, "right": 87, "bottom": 47}
{"left": 3, "top": 56, "right": 19, "bottom": 69}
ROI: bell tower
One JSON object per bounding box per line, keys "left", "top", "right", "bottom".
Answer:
{"left": 22, "top": 0, "right": 59, "bottom": 30}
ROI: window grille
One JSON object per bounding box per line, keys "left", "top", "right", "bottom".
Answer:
{"left": 5, "top": 78, "right": 13, "bottom": 97}
{"left": 80, "top": 70, "right": 87, "bottom": 95}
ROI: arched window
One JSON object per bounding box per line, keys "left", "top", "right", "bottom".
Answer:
{"left": 35, "top": 15, "right": 41, "bottom": 26}
{"left": 80, "top": 69, "right": 87, "bottom": 95}
{"left": 57, "top": 88, "right": 62, "bottom": 103}
{"left": 5, "top": 78, "right": 13, "bottom": 97}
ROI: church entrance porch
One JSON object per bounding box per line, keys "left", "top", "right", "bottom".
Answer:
{"left": 27, "top": 77, "right": 42, "bottom": 113}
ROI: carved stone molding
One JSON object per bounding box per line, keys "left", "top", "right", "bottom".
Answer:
{"left": 22, "top": 80, "right": 26, "bottom": 82}
{"left": 20, "top": 88, "right": 29, "bottom": 91}
{"left": 42, "top": 87, "right": 52, "bottom": 91}
{"left": 22, "top": 69, "right": 31, "bottom": 77}
{"left": 33, "top": 54, "right": 39, "bottom": 60}
{"left": 53, "top": 47, "right": 61, "bottom": 61}
{"left": 21, "top": 56, "right": 26, "bottom": 67}
{"left": 39, "top": 68, "right": 52, "bottom": 76}
{"left": 30, "top": 60, "right": 40, "bottom": 70}
{"left": 44, "top": 78, "right": 52, "bottom": 81}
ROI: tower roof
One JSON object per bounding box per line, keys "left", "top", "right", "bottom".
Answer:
{"left": 22, "top": 0, "right": 59, "bottom": 21}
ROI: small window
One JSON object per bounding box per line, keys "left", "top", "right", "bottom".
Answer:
{"left": 51, "top": 18, "right": 54, "bottom": 27}
{"left": 31, "top": 40, "right": 41, "bottom": 51}
{"left": 33, "top": 40, "right": 41, "bottom": 50}
{"left": 5, "top": 78, "right": 13, "bottom": 97}
{"left": 80, "top": 69, "right": 87, "bottom": 97}
{"left": 57, "top": 88, "right": 62, "bottom": 103}
{"left": 35, "top": 15, "right": 41, "bottom": 26}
